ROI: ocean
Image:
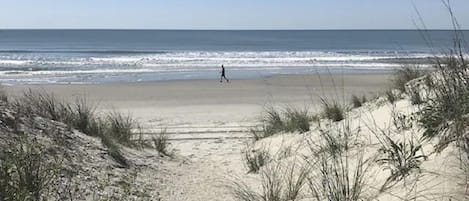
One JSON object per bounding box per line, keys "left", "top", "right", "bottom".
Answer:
{"left": 0, "top": 30, "right": 465, "bottom": 84}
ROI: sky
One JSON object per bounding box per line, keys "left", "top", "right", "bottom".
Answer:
{"left": 0, "top": 0, "right": 468, "bottom": 29}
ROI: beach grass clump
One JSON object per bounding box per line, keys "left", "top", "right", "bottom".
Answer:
{"left": 252, "top": 106, "right": 310, "bottom": 140}
{"left": 321, "top": 100, "right": 344, "bottom": 122}
{"left": 418, "top": 53, "right": 469, "bottom": 152}
{"left": 100, "top": 134, "right": 130, "bottom": 168}
{"left": 65, "top": 97, "right": 99, "bottom": 136}
{"left": 235, "top": 122, "right": 368, "bottom": 201}
{"left": 12, "top": 91, "right": 98, "bottom": 136}
{"left": 409, "top": 88, "right": 423, "bottom": 105}
{"left": 376, "top": 136, "right": 427, "bottom": 192}
{"left": 284, "top": 107, "right": 310, "bottom": 134}
{"left": 391, "top": 65, "right": 424, "bottom": 93}
{"left": 0, "top": 138, "right": 60, "bottom": 201}
{"left": 261, "top": 107, "right": 285, "bottom": 137}
{"left": 244, "top": 148, "right": 270, "bottom": 174}
{"left": 385, "top": 90, "right": 398, "bottom": 104}
{"left": 105, "top": 111, "right": 135, "bottom": 146}
{"left": 13, "top": 90, "right": 68, "bottom": 121}
{"left": 10, "top": 90, "right": 143, "bottom": 167}
{"left": 230, "top": 162, "right": 309, "bottom": 201}
{"left": 306, "top": 125, "right": 369, "bottom": 201}
{"left": 152, "top": 129, "right": 172, "bottom": 157}
{"left": 351, "top": 94, "right": 367, "bottom": 108}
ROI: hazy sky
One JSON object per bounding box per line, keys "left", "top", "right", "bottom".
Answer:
{"left": 0, "top": 0, "right": 468, "bottom": 29}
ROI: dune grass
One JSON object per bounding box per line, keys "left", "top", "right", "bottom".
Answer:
{"left": 230, "top": 162, "right": 309, "bottom": 201}
{"left": 243, "top": 147, "right": 270, "bottom": 174}
{"left": 252, "top": 106, "right": 310, "bottom": 140}
{"left": 418, "top": 53, "right": 469, "bottom": 152}
{"left": 105, "top": 111, "right": 135, "bottom": 146}
{"left": 284, "top": 107, "right": 310, "bottom": 134}
{"left": 385, "top": 90, "right": 398, "bottom": 104}
{"left": 321, "top": 99, "right": 344, "bottom": 122}
{"left": 234, "top": 120, "right": 371, "bottom": 201}
{"left": 409, "top": 89, "right": 424, "bottom": 105}
{"left": 10, "top": 90, "right": 142, "bottom": 167}
{"left": 376, "top": 135, "right": 427, "bottom": 192}
{"left": 391, "top": 65, "right": 424, "bottom": 93}
{"left": 0, "top": 138, "right": 60, "bottom": 201}
{"left": 306, "top": 124, "right": 369, "bottom": 201}
{"left": 351, "top": 94, "right": 367, "bottom": 108}
{"left": 152, "top": 129, "right": 172, "bottom": 157}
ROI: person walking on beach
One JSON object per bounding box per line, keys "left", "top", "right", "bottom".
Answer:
{"left": 220, "top": 64, "right": 229, "bottom": 83}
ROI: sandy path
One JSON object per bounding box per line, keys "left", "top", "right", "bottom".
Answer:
{"left": 154, "top": 123, "right": 251, "bottom": 201}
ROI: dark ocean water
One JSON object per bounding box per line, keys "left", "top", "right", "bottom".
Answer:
{"left": 0, "top": 30, "right": 465, "bottom": 84}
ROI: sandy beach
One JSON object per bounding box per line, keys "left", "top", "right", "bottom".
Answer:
{"left": 5, "top": 73, "right": 391, "bottom": 127}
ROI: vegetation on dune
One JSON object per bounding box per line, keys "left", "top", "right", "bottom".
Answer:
{"left": 376, "top": 136, "right": 427, "bottom": 192}
{"left": 321, "top": 99, "right": 344, "bottom": 122}
{"left": 243, "top": 147, "right": 270, "bottom": 174}
{"left": 7, "top": 90, "right": 155, "bottom": 167}
{"left": 236, "top": 27, "right": 469, "bottom": 200}
{"left": 233, "top": 121, "right": 372, "bottom": 201}
{"left": 418, "top": 52, "right": 469, "bottom": 153}
{"left": 306, "top": 125, "right": 369, "bottom": 201}
{"left": 385, "top": 89, "right": 398, "bottom": 104}
{"left": 152, "top": 129, "right": 173, "bottom": 157}
{"left": 283, "top": 107, "right": 310, "bottom": 134}
{"left": 0, "top": 138, "right": 60, "bottom": 201}
{"left": 0, "top": 89, "right": 164, "bottom": 200}
{"left": 390, "top": 65, "right": 424, "bottom": 93}
{"left": 105, "top": 111, "right": 136, "bottom": 146}
{"left": 351, "top": 94, "right": 367, "bottom": 108}
{"left": 230, "top": 162, "right": 309, "bottom": 201}
{"left": 251, "top": 106, "right": 310, "bottom": 140}
{"left": 408, "top": 88, "right": 423, "bottom": 105}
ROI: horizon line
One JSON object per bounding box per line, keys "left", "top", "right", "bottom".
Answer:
{"left": 0, "top": 28, "right": 467, "bottom": 31}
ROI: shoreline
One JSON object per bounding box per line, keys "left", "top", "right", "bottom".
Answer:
{"left": 2, "top": 71, "right": 395, "bottom": 86}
